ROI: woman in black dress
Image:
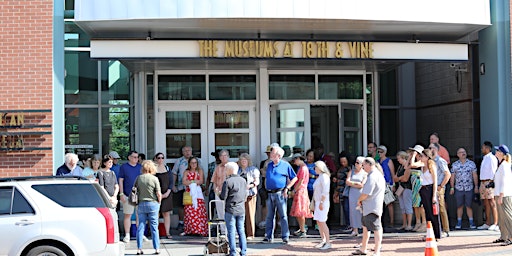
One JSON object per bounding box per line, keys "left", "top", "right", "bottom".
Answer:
{"left": 154, "top": 152, "right": 173, "bottom": 239}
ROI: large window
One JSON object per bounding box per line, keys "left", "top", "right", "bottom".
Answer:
{"left": 269, "top": 75, "right": 315, "bottom": 100}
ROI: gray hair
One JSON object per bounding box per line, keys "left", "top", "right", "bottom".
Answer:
{"left": 237, "top": 153, "right": 253, "bottom": 167}
{"left": 274, "top": 147, "right": 284, "bottom": 158}
{"left": 225, "top": 162, "right": 239, "bottom": 175}
{"left": 65, "top": 153, "right": 79, "bottom": 164}
{"left": 314, "top": 160, "right": 331, "bottom": 177}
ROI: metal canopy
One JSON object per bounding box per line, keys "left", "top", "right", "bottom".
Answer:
{"left": 75, "top": 18, "right": 485, "bottom": 42}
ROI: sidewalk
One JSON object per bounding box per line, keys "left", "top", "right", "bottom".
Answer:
{"left": 123, "top": 228, "right": 512, "bottom": 256}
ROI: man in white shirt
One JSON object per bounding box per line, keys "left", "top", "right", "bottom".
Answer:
{"left": 477, "top": 141, "right": 499, "bottom": 231}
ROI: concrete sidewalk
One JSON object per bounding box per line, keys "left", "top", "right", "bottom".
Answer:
{"left": 123, "top": 229, "right": 512, "bottom": 256}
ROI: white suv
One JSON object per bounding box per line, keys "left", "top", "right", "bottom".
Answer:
{"left": 0, "top": 176, "right": 124, "bottom": 256}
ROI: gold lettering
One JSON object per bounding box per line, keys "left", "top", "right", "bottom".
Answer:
{"left": 306, "top": 42, "right": 314, "bottom": 58}
{"left": 0, "top": 135, "right": 24, "bottom": 149}
{"left": 348, "top": 42, "right": 358, "bottom": 58}
{"left": 243, "top": 41, "right": 250, "bottom": 57}
{"left": 256, "top": 41, "right": 264, "bottom": 57}
{"left": 225, "top": 41, "right": 235, "bottom": 57}
{"left": 316, "top": 41, "right": 328, "bottom": 58}
{"left": 198, "top": 41, "right": 205, "bottom": 57}
{"left": 283, "top": 42, "right": 293, "bottom": 57}
{"left": 263, "top": 41, "right": 274, "bottom": 57}
{"left": 301, "top": 42, "right": 307, "bottom": 58}
{"left": 273, "top": 42, "right": 279, "bottom": 57}
{"left": 249, "top": 41, "right": 256, "bottom": 57}
{"left": 235, "top": 41, "right": 243, "bottom": 57}
{"left": 335, "top": 42, "right": 343, "bottom": 58}
{"left": 368, "top": 42, "right": 374, "bottom": 58}
{"left": 199, "top": 40, "right": 218, "bottom": 57}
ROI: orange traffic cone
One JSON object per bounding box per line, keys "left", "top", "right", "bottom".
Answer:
{"left": 424, "top": 221, "right": 439, "bottom": 256}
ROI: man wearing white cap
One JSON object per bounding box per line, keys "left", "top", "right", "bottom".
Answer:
{"left": 109, "top": 151, "right": 121, "bottom": 178}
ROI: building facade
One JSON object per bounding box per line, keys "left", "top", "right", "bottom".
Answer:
{"left": 3, "top": 0, "right": 510, "bottom": 186}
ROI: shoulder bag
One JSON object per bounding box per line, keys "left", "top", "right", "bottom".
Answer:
{"left": 128, "top": 177, "right": 139, "bottom": 206}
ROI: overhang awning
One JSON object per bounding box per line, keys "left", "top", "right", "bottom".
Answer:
{"left": 74, "top": 0, "right": 490, "bottom": 42}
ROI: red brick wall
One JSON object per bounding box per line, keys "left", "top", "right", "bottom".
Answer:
{"left": 0, "top": 1, "right": 54, "bottom": 177}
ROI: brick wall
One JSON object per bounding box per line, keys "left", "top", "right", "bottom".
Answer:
{"left": 415, "top": 62, "right": 475, "bottom": 159}
{"left": 0, "top": 1, "right": 54, "bottom": 177}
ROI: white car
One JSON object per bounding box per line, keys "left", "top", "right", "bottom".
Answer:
{"left": 0, "top": 176, "right": 124, "bottom": 256}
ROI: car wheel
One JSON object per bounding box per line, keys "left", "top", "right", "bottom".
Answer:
{"left": 26, "top": 245, "right": 68, "bottom": 256}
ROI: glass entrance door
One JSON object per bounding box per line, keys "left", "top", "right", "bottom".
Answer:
{"left": 270, "top": 103, "right": 311, "bottom": 157}
{"left": 340, "top": 103, "right": 363, "bottom": 155}
{"left": 207, "top": 105, "right": 256, "bottom": 162}
{"left": 156, "top": 105, "right": 207, "bottom": 167}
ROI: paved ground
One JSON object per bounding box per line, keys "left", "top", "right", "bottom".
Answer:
{"left": 123, "top": 227, "right": 512, "bottom": 256}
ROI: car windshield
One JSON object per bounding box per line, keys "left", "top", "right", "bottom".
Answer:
{"left": 32, "top": 183, "right": 109, "bottom": 208}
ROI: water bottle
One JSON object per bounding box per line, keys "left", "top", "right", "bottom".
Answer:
{"left": 433, "top": 202, "right": 439, "bottom": 215}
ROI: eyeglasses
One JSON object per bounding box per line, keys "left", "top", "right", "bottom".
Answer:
{"left": 156, "top": 157, "right": 164, "bottom": 159}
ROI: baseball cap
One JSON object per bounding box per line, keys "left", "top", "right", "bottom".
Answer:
{"left": 109, "top": 151, "right": 120, "bottom": 159}
{"left": 377, "top": 145, "right": 387, "bottom": 153}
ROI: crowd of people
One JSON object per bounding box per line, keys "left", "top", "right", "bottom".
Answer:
{"left": 54, "top": 133, "right": 512, "bottom": 255}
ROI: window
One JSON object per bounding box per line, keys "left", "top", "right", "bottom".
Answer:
{"left": 158, "top": 75, "right": 206, "bottom": 100}
{"left": 318, "top": 75, "right": 363, "bottom": 99}
{"left": 269, "top": 75, "right": 315, "bottom": 100}
{"left": 32, "top": 184, "right": 107, "bottom": 208}
{"left": 0, "top": 187, "right": 34, "bottom": 215}
{"left": 209, "top": 75, "right": 256, "bottom": 100}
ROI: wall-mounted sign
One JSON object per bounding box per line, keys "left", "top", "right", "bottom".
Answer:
{"left": 0, "top": 110, "right": 51, "bottom": 151}
{"left": 91, "top": 40, "right": 469, "bottom": 61}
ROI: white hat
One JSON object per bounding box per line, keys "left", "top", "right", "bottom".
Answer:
{"left": 377, "top": 145, "right": 387, "bottom": 152}
{"left": 109, "top": 151, "right": 121, "bottom": 159}
{"left": 408, "top": 145, "right": 424, "bottom": 154}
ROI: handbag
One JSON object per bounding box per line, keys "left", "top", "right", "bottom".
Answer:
{"left": 395, "top": 184, "right": 404, "bottom": 197}
{"left": 128, "top": 177, "right": 139, "bottom": 206}
{"left": 384, "top": 184, "right": 396, "bottom": 205}
{"left": 309, "top": 198, "right": 315, "bottom": 212}
{"left": 333, "top": 191, "right": 340, "bottom": 204}
{"left": 183, "top": 191, "right": 192, "bottom": 205}
{"left": 342, "top": 185, "right": 350, "bottom": 197}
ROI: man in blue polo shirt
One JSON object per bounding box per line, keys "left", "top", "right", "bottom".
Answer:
{"left": 118, "top": 150, "right": 142, "bottom": 243}
{"left": 262, "top": 146, "right": 298, "bottom": 244}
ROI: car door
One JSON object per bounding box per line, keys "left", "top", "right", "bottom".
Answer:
{"left": 0, "top": 185, "right": 41, "bottom": 256}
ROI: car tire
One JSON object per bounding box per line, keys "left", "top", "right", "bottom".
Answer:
{"left": 26, "top": 245, "right": 68, "bottom": 256}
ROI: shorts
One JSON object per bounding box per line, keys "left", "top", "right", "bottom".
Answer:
{"left": 455, "top": 190, "right": 473, "bottom": 208}
{"left": 122, "top": 199, "right": 135, "bottom": 214}
{"left": 362, "top": 213, "right": 382, "bottom": 232}
{"left": 479, "top": 181, "right": 494, "bottom": 200}
{"left": 172, "top": 189, "right": 185, "bottom": 208}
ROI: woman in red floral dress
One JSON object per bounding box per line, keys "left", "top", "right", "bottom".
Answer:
{"left": 290, "top": 153, "right": 313, "bottom": 237}
{"left": 181, "top": 157, "right": 208, "bottom": 236}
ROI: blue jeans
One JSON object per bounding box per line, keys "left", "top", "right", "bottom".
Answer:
{"left": 265, "top": 191, "right": 290, "bottom": 240}
{"left": 225, "top": 212, "right": 247, "bottom": 256}
{"left": 137, "top": 201, "right": 160, "bottom": 250}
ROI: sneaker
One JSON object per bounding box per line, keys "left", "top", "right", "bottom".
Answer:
{"left": 412, "top": 223, "right": 421, "bottom": 231}
{"left": 293, "top": 229, "right": 302, "bottom": 235}
{"left": 314, "top": 241, "right": 326, "bottom": 248}
{"left": 261, "top": 237, "right": 272, "bottom": 244}
{"left": 416, "top": 223, "right": 426, "bottom": 233}
{"left": 297, "top": 231, "right": 307, "bottom": 238}
{"left": 142, "top": 236, "right": 149, "bottom": 242}
{"left": 122, "top": 235, "right": 130, "bottom": 243}
{"left": 494, "top": 226, "right": 500, "bottom": 232}
{"left": 319, "top": 242, "right": 332, "bottom": 250}
{"left": 404, "top": 226, "right": 413, "bottom": 231}
{"left": 455, "top": 224, "right": 462, "bottom": 230}
{"left": 469, "top": 224, "right": 477, "bottom": 229}
{"left": 315, "top": 224, "right": 319, "bottom": 230}
{"left": 477, "top": 223, "right": 490, "bottom": 230}
{"left": 350, "top": 231, "right": 359, "bottom": 237}
{"left": 488, "top": 224, "right": 498, "bottom": 231}
{"left": 282, "top": 239, "right": 289, "bottom": 244}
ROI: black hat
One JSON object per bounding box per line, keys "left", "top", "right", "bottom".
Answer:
{"left": 211, "top": 149, "right": 222, "bottom": 157}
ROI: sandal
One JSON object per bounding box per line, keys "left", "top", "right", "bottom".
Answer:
{"left": 501, "top": 239, "right": 512, "bottom": 246}
{"left": 493, "top": 238, "right": 505, "bottom": 243}
{"left": 351, "top": 249, "right": 367, "bottom": 255}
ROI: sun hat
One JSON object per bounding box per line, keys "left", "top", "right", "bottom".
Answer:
{"left": 377, "top": 145, "right": 387, "bottom": 153}
{"left": 408, "top": 145, "right": 424, "bottom": 154}
{"left": 495, "top": 144, "right": 510, "bottom": 154}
